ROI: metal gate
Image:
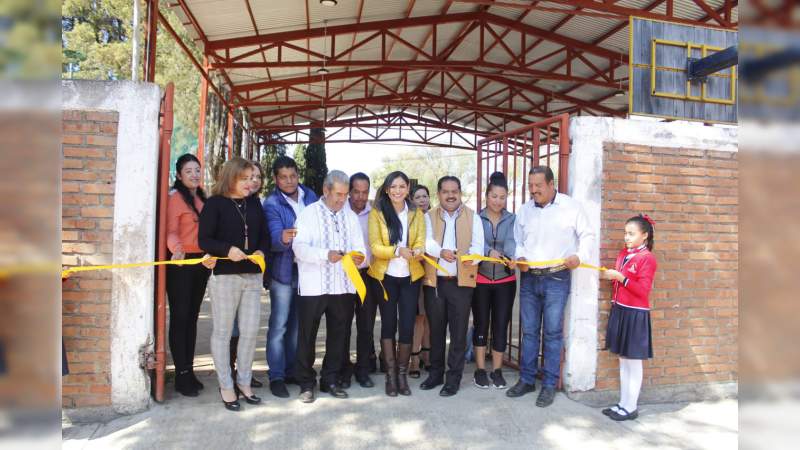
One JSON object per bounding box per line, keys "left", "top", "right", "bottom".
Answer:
{"left": 475, "top": 114, "right": 570, "bottom": 387}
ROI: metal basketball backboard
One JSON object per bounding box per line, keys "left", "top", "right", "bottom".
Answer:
{"left": 629, "top": 17, "right": 738, "bottom": 124}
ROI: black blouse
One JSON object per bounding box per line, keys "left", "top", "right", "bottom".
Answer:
{"left": 198, "top": 195, "right": 270, "bottom": 275}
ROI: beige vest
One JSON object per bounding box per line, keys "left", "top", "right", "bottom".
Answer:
{"left": 423, "top": 205, "right": 478, "bottom": 288}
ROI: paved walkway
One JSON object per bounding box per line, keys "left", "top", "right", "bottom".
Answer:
{"left": 63, "top": 290, "right": 738, "bottom": 449}
{"left": 63, "top": 367, "right": 737, "bottom": 449}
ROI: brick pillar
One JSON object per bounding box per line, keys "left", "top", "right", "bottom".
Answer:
{"left": 61, "top": 110, "right": 119, "bottom": 408}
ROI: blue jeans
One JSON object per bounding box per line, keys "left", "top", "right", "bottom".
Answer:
{"left": 266, "top": 277, "right": 299, "bottom": 381}
{"left": 519, "top": 270, "right": 572, "bottom": 388}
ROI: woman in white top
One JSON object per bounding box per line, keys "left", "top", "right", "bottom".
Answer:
{"left": 366, "top": 171, "right": 426, "bottom": 397}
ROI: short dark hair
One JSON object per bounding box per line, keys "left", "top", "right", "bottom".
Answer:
{"left": 349, "top": 172, "right": 370, "bottom": 191}
{"left": 529, "top": 165, "right": 554, "bottom": 183}
{"left": 272, "top": 155, "right": 298, "bottom": 177}
{"left": 437, "top": 175, "right": 461, "bottom": 192}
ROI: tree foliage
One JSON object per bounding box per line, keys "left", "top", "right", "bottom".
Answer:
{"left": 259, "top": 138, "right": 287, "bottom": 195}
{"left": 303, "top": 128, "right": 328, "bottom": 196}
{"left": 370, "top": 147, "right": 477, "bottom": 207}
{"left": 62, "top": 0, "right": 202, "bottom": 163}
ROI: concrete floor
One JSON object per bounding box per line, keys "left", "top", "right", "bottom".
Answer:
{"left": 63, "top": 284, "right": 738, "bottom": 449}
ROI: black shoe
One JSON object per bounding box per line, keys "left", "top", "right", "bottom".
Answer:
{"left": 250, "top": 376, "right": 263, "bottom": 388}
{"left": 270, "top": 380, "right": 290, "bottom": 398}
{"left": 175, "top": 370, "right": 199, "bottom": 397}
{"left": 234, "top": 384, "right": 262, "bottom": 405}
{"left": 608, "top": 406, "right": 638, "bottom": 421}
{"left": 506, "top": 380, "right": 536, "bottom": 398}
{"left": 319, "top": 383, "right": 349, "bottom": 399}
{"left": 219, "top": 388, "right": 241, "bottom": 411}
{"left": 299, "top": 388, "right": 315, "bottom": 404}
{"left": 189, "top": 370, "right": 204, "bottom": 390}
{"left": 338, "top": 378, "right": 352, "bottom": 389}
{"left": 473, "top": 369, "right": 490, "bottom": 389}
{"left": 356, "top": 376, "right": 375, "bottom": 388}
{"left": 419, "top": 375, "right": 443, "bottom": 390}
{"left": 439, "top": 384, "right": 458, "bottom": 397}
{"left": 490, "top": 369, "right": 507, "bottom": 389}
{"left": 602, "top": 404, "right": 622, "bottom": 416}
{"left": 536, "top": 387, "right": 556, "bottom": 407}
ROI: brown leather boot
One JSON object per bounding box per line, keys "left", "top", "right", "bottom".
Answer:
{"left": 397, "top": 343, "right": 412, "bottom": 396}
{"left": 381, "top": 339, "right": 398, "bottom": 397}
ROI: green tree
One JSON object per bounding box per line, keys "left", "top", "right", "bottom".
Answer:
{"left": 292, "top": 143, "right": 307, "bottom": 180}
{"left": 62, "top": 0, "right": 201, "bottom": 164}
{"left": 259, "top": 138, "right": 287, "bottom": 195}
{"left": 303, "top": 128, "right": 328, "bottom": 196}
{"left": 370, "top": 147, "right": 477, "bottom": 207}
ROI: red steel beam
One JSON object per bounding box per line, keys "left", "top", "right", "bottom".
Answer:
{"left": 455, "top": 0, "right": 736, "bottom": 29}
{"left": 205, "top": 12, "right": 626, "bottom": 62}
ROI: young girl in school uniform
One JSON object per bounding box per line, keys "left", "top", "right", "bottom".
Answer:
{"left": 600, "top": 214, "right": 657, "bottom": 421}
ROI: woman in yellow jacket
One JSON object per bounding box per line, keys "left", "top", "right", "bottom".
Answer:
{"left": 367, "top": 171, "right": 426, "bottom": 397}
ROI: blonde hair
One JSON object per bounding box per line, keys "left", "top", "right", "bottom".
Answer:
{"left": 212, "top": 157, "right": 254, "bottom": 197}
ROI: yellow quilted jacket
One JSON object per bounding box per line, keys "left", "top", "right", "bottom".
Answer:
{"left": 366, "top": 205, "right": 426, "bottom": 282}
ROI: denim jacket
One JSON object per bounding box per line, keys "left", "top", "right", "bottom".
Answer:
{"left": 262, "top": 184, "right": 318, "bottom": 284}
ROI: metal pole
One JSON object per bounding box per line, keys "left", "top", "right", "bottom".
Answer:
{"left": 131, "top": 0, "right": 141, "bottom": 81}
{"left": 155, "top": 82, "right": 174, "bottom": 402}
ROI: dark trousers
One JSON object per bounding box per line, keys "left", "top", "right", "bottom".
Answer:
{"left": 378, "top": 274, "right": 421, "bottom": 344}
{"left": 424, "top": 278, "right": 474, "bottom": 386}
{"left": 472, "top": 280, "right": 517, "bottom": 352}
{"left": 340, "top": 271, "right": 379, "bottom": 382}
{"left": 295, "top": 293, "right": 356, "bottom": 389}
{"left": 166, "top": 257, "right": 211, "bottom": 372}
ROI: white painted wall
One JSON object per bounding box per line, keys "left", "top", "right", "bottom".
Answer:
{"left": 62, "top": 80, "right": 161, "bottom": 413}
{"left": 563, "top": 117, "right": 737, "bottom": 392}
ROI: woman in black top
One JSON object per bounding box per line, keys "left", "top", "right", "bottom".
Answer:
{"left": 199, "top": 157, "right": 269, "bottom": 411}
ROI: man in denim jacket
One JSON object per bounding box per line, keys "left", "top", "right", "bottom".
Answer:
{"left": 262, "top": 156, "right": 318, "bottom": 398}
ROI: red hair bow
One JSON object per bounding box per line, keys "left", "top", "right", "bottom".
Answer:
{"left": 640, "top": 214, "right": 655, "bottom": 227}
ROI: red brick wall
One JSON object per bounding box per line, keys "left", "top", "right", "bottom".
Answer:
{"left": 62, "top": 110, "right": 118, "bottom": 408}
{"left": 597, "top": 143, "right": 738, "bottom": 391}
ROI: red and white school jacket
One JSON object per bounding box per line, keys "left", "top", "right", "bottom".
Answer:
{"left": 611, "top": 245, "right": 657, "bottom": 310}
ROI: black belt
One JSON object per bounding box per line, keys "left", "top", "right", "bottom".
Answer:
{"left": 437, "top": 276, "right": 458, "bottom": 281}
{"left": 527, "top": 265, "right": 567, "bottom": 276}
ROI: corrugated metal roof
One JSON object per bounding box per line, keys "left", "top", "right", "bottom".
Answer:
{"left": 166, "top": 0, "right": 738, "bottom": 135}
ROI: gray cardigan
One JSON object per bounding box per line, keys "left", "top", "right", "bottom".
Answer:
{"left": 478, "top": 208, "right": 516, "bottom": 281}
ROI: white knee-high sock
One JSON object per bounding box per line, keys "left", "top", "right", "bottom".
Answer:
{"left": 621, "top": 358, "right": 643, "bottom": 413}
{"left": 617, "top": 357, "right": 628, "bottom": 411}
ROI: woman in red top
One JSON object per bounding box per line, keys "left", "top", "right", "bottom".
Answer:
{"left": 166, "top": 153, "right": 216, "bottom": 397}
{"left": 601, "top": 214, "right": 657, "bottom": 421}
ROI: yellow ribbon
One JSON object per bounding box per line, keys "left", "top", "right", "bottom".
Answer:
{"left": 458, "top": 254, "right": 607, "bottom": 271}
{"left": 0, "top": 261, "right": 62, "bottom": 280}
{"left": 341, "top": 251, "right": 368, "bottom": 304}
{"left": 420, "top": 253, "right": 451, "bottom": 276}
{"left": 61, "top": 253, "right": 266, "bottom": 279}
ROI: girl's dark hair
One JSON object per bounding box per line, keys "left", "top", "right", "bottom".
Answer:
{"left": 626, "top": 214, "right": 655, "bottom": 251}
{"left": 411, "top": 184, "right": 429, "bottom": 198}
{"left": 376, "top": 171, "right": 412, "bottom": 245}
{"left": 173, "top": 153, "right": 206, "bottom": 217}
{"left": 486, "top": 171, "right": 508, "bottom": 196}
